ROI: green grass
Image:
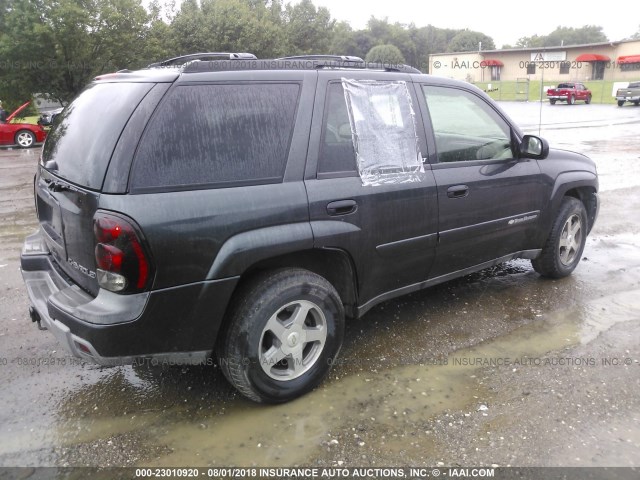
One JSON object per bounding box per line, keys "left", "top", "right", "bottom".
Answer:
{"left": 474, "top": 80, "right": 618, "bottom": 104}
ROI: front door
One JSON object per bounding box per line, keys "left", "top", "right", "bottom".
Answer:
{"left": 418, "top": 84, "right": 546, "bottom": 278}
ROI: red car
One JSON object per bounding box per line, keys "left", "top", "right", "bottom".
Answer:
{"left": 0, "top": 101, "right": 48, "bottom": 148}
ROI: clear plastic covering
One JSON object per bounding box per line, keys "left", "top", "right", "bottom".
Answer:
{"left": 341, "top": 78, "right": 425, "bottom": 186}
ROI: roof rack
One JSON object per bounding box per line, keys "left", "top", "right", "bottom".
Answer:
{"left": 148, "top": 52, "right": 257, "bottom": 68}
{"left": 276, "top": 55, "right": 365, "bottom": 63}
{"left": 183, "top": 58, "right": 422, "bottom": 74}
{"left": 275, "top": 55, "right": 421, "bottom": 73}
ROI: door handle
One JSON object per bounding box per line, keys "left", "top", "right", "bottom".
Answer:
{"left": 447, "top": 185, "right": 469, "bottom": 198}
{"left": 327, "top": 199, "right": 357, "bottom": 216}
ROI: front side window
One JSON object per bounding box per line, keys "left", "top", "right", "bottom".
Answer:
{"left": 131, "top": 83, "right": 299, "bottom": 191}
{"left": 423, "top": 85, "right": 513, "bottom": 163}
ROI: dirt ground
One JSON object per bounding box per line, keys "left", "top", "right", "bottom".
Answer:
{"left": 0, "top": 102, "right": 639, "bottom": 471}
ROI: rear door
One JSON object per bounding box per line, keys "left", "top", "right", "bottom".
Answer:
{"left": 417, "top": 83, "right": 546, "bottom": 278}
{"left": 37, "top": 81, "right": 160, "bottom": 295}
{"left": 305, "top": 71, "right": 439, "bottom": 309}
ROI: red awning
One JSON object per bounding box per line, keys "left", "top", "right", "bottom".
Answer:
{"left": 481, "top": 59, "right": 503, "bottom": 66}
{"left": 575, "top": 53, "right": 610, "bottom": 62}
{"left": 618, "top": 55, "right": 640, "bottom": 64}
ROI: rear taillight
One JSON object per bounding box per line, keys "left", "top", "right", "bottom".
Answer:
{"left": 93, "top": 212, "right": 153, "bottom": 293}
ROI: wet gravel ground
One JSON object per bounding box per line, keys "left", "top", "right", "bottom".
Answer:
{"left": 0, "top": 102, "right": 639, "bottom": 469}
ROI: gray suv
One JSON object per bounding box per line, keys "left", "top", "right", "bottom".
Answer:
{"left": 21, "top": 53, "right": 599, "bottom": 403}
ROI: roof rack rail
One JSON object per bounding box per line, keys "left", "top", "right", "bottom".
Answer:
{"left": 276, "top": 55, "right": 364, "bottom": 63}
{"left": 148, "top": 52, "right": 257, "bottom": 68}
{"left": 182, "top": 58, "right": 422, "bottom": 74}
{"left": 276, "top": 55, "right": 420, "bottom": 73}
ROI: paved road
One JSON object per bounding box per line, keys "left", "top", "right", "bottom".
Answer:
{"left": 0, "top": 103, "right": 639, "bottom": 469}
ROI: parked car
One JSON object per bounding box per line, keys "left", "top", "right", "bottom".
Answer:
{"left": 615, "top": 81, "right": 640, "bottom": 107}
{"left": 38, "top": 107, "right": 64, "bottom": 126}
{"left": 0, "top": 101, "right": 47, "bottom": 148}
{"left": 21, "top": 53, "right": 599, "bottom": 403}
{"left": 547, "top": 82, "right": 592, "bottom": 105}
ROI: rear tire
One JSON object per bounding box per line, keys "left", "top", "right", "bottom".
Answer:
{"left": 217, "top": 268, "right": 344, "bottom": 403}
{"left": 550, "top": 99, "right": 556, "bottom": 105}
{"left": 15, "top": 130, "right": 35, "bottom": 148}
{"left": 567, "top": 95, "right": 575, "bottom": 105}
{"left": 634, "top": 100, "right": 640, "bottom": 106}
{"left": 585, "top": 95, "right": 592, "bottom": 104}
{"left": 617, "top": 100, "right": 625, "bottom": 107}
{"left": 532, "top": 197, "right": 588, "bottom": 279}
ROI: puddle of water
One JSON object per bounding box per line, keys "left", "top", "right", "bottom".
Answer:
{"left": 45, "top": 284, "right": 638, "bottom": 467}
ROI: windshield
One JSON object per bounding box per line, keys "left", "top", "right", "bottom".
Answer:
{"left": 42, "top": 82, "right": 153, "bottom": 190}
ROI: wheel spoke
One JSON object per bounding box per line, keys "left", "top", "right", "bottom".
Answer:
{"left": 558, "top": 235, "right": 570, "bottom": 249}
{"left": 569, "top": 219, "right": 581, "bottom": 237}
{"left": 263, "top": 345, "right": 287, "bottom": 366}
{"left": 303, "top": 327, "right": 325, "bottom": 344}
{"left": 290, "top": 303, "right": 312, "bottom": 328}
{"left": 289, "top": 350, "right": 304, "bottom": 374}
{"left": 264, "top": 314, "right": 288, "bottom": 343}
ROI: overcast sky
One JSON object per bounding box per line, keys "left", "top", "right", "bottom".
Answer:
{"left": 309, "top": 0, "right": 638, "bottom": 49}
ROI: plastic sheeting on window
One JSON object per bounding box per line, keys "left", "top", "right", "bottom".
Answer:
{"left": 341, "top": 78, "right": 425, "bottom": 186}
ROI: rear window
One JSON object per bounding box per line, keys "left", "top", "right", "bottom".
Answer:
{"left": 130, "top": 83, "right": 300, "bottom": 192}
{"left": 42, "top": 82, "right": 153, "bottom": 190}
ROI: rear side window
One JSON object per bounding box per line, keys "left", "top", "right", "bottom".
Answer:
{"left": 318, "top": 82, "right": 357, "bottom": 176}
{"left": 131, "top": 83, "right": 300, "bottom": 191}
{"left": 42, "top": 82, "right": 154, "bottom": 190}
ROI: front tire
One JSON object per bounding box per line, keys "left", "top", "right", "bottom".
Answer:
{"left": 585, "top": 95, "right": 592, "bottom": 104}
{"left": 217, "top": 268, "right": 345, "bottom": 403}
{"left": 15, "top": 130, "right": 35, "bottom": 148}
{"left": 532, "top": 197, "right": 588, "bottom": 279}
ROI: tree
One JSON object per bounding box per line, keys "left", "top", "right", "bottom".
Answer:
{"left": 284, "top": 0, "right": 335, "bottom": 55}
{"left": 546, "top": 25, "right": 607, "bottom": 46}
{"left": 170, "top": 0, "right": 286, "bottom": 59}
{"left": 329, "top": 21, "right": 360, "bottom": 56}
{"left": 0, "top": 0, "right": 150, "bottom": 105}
{"left": 365, "top": 44, "right": 405, "bottom": 65}
{"left": 630, "top": 25, "right": 640, "bottom": 40}
{"left": 448, "top": 30, "right": 495, "bottom": 52}
{"left": 517, "top": 25, "right": 607, "bottom": 48}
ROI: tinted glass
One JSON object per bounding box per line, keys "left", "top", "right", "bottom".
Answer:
{"left": 42, "top": 82, "right": 153, "bottom": 190}
{"left": 318, "top": 82, "right": 357, "bottom": 175}
{"left": 423, "top": 86, "right": 513, "bottom": 163}
{"left": 131, "top": 83, "right": 299, "bottom": 191}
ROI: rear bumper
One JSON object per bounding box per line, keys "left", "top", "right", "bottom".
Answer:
{"left": 21, "top": 230, "right": 239, "bottom": 366}
{"left": 547, "top": 95, "right": 568, "bottom": 100}
{"left": 615, "top": 95, "right": 640, "bottom": 102}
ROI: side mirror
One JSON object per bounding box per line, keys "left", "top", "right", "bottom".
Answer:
{"left": 519, "top": 135, "right": 549, "bottom": 159}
